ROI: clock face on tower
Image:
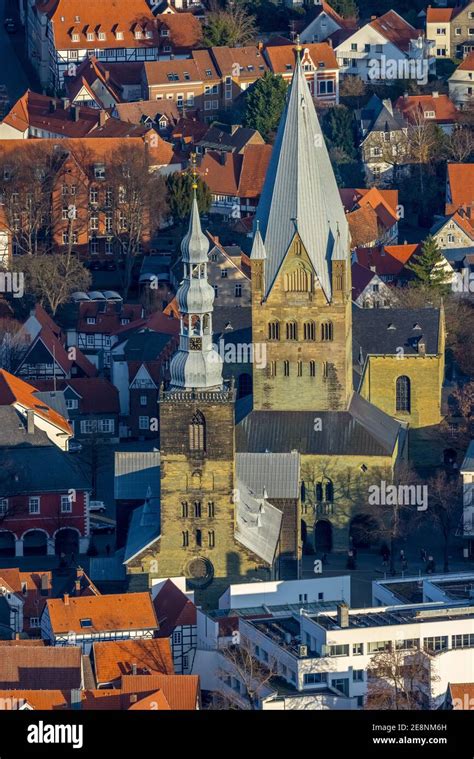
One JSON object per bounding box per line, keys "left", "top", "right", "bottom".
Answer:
{"left": 189, "top": 337, "right": 202, "bottom": 350}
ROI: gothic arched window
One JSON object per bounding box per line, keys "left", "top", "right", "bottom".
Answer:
{"left": 304, "top": 321, "right": 315, "bottom": 341}
{"left": 268, "top": 321, "right": 280, "bottom": 341}
{"left": 286, "top": 321, "right": 297, "bottom": 340}
{"left": 396, "top": 376, "right": 411, "bottom": 413}
{"left": 189, "top": 411, "right": 206, "bottom": 451}
{"left": 321, "top": 322, "right": 333, "bottom": 341}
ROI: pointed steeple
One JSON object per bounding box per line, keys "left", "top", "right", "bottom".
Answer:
{"left": 169, "top": 190, "right": 223, "bottom": 390}
{"left": 250, "top": 222, "right": 266, "bottom": 260}
{"left": 254, "top": 55, "right": 349, "bottom": 301}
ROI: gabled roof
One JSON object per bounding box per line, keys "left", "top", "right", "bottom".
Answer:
{"left": 253, "top": 57, "right": 349, "bottom": 300}
{"left": 33, "top": 378, "right": 120, "bottom": 414}
{"left": 351, "top": 261, "right": 378, "bottom": 299}
{"left": 446, "top": 163, "right": 474, "bottom": 214}
{"left": 352, "top": 306, "right": 441, "bottom": 360}
{"left": 369, "top": 10, "right": 420, "bottom": 52}
{"left": 120, "top": 673, "right": 199, "bottom": 710}
{"left": 0, "top": 689, "right": 69, "bottom": 710}
{"left": 210, "top": 45, "right": 269, "bottom": 78}
{"left": 93, "top": 639, "right": 174, "bottom": 685}
{"left": 235, "top": 452, "right": 300, "bottom": 500}
{"left": 64, "top": 56, "right": 123, "bottom": 106}
{"left": 0, "top": 646, "right": 82, "bottom": 690}
{"left": 426, "top": 6, "right": 459, "bottom": 23}
{"left": 265, "top": 42, "right": 339, "bottom": 75}
{"left": 2, "top": 90, "right": 107, "bottom": 138}
{"left": 0, "top": 369, "right": 71, "bottom": 435}
{"left": 235, "top": 481, "right": 282, "bottom": 565}
{"left": 153, "top": 579, "right": 197, "bottom": 636}
{"left": 46, "top": 592, "right": 158, "bottom": 634}
{"left": 395, "top": 94, "right": 459, "bottom": 125}
{"left": 456, "top": 51, "right": 474, "bottom": 72}
{"left": 115, "top": 99, "right": 179, "bottom": 126}
{"left": 198, "top": 144, "right": 272, "bottom": 199}
{"left": 355, "top": 244, "right": 419, "bottom": 277}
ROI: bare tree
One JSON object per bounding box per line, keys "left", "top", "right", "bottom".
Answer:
{"left": 423, "top": 470, "right": 462, "bottom": 573}
{"left": 446, "top": 125, "right": 474, "bottom": 163}
{"left": 366, "top": 646, "right": 437, "bottom": 710}
{"left": 212, "top": 635, "right": 277, "bottom": 710}
{"left": 102, "top": 144, "right": 168, "bottom": 300}
{"left": 13, "top": 254, "right": 90, "bottom": 316}
{"left": 0, "top": 317, "right": 29, "bottom": 372}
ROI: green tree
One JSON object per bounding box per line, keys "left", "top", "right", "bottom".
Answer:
{"left": 322, "top": 105, "right": 358, "bottom": 159}
{"left": 243, "top": 72, "right": 287, "bottom": 140}
{"left": 330, "top": 0, "right": 359, "bottom": 20}
{"left": 166, "top": 172, "right": 211, "bottom": 222}
{"left": 406, "top": 235, "right": 451, "bottom": 294}
{"left": 203, "top": 3, "right": 257, "bottom": 47}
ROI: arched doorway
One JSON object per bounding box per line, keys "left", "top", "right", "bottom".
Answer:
{"left": 0, "top": 531, "right": 15, "bottom": 557}
{"left": 314, "top": 520, "right": 332, "bottom": 552}
{"left": 55, "top": 528, "right": 79, "bottom": 558}
{"left": 23, "top": 530, "right": 47, "bottom": 556}
{"left": 237, "top": 372, "right": 252, "bottom": 399}
{"left": 350, "top": 514, "right": 380, "bottom": 549}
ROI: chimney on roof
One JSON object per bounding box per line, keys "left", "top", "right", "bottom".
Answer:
{"left": 257, "top": 41, "right": 263, "bottom": 51}
{"left": 41, "top": 574, "right": 49, "bottom": 593}
{"left": 49, "top": 99, "right": 57, "bottom": 113}
{"left": 63, "top": 593, "right": 69, "bottom": 606}
{"left": 337, "top": 603, "right": 349, "bottom": 629}
{"left": 76, "top": 567, "right": 84, "bottom": 578}
{"left": 99, "top": 110, "right": 107, "bottom": 127}
{"left": 418, "top": 337, "right": 426, "bottom": 355}
{"left": 327, "top": 37, "right": 333, "bottom": 47}
{"left": 61, "top": 97, "right": 70, "bottom": 110}
{"left": 131, "top": 662, "right": 137, "bottom": 675}
{"left": 75, "top": 579, "right": 81, "bottom": 594}
{"left": 104, "top": 69, "right": 110, "bottom": 81}
{"left": 15, "top": 633, "right": 20, "bottom": 640}
{"left": 129, "top": 694, "right": 138, "bottom": 704}
{"left": 26, "top": 409, "right": 35, "bottom": 435}
{"left": 72, "top": 105, "right": 80, "bottom": 122}
{"left": 432, "top": 91, "right": 439, "bottom": 98}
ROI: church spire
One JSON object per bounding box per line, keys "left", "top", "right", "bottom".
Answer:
{"left": 253, "top": 55, "right": 349, "bottom": 301}
{"left": 169, "top": 180, "right": 223, "bottom": 391}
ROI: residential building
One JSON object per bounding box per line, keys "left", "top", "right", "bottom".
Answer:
{"left": 431, "top": 209, "right": 474, "bottom": 251}
{"left": 92, "top": 638, "right": 174, "bottom": 687}
{"left": 358, "top": 95, "right": 409, "bottom": 185}
{"left": 196, "top": 124, "right": 264, "bottom": 156}
{"left": 449, "top": 52, "right": 474, "bottom": 105}
{"left": 394, "top": 92, "right": 459, "bottom": 134}
{"left": 114, "top": 99, "right": 180, "bottom": 135}
{"left": 218, "top": 576, "right": 352, "bottom": 610}
{"left": 64, "top": 56, "right": 125, "bottom": 110}
{"left": 41, "top": 592, "right": 159, "bottom": 653}
{"left": 426, "top": 5, "right": 458, "bottom": 58}
{"left": 340, "top": 187, "right": 400, "bottom": 248}
{"left": 14, "top": 324, "right": 97, "bottom": 383}
{"left": 300, "top": 0, "right": 357, "bottom": 45}
{"left": 353, "top": 243, "right": 420, "bottom": 285}
{"left": 265, "top": 42, "right": 340, "bottom": 104}
{"left": 196, "top": 144, "right": 272, "bottom": 218}
{"left": 142, "top": 50, "right": 221, "bottom": 116}
{"left": 25, "top": 0, "right": 202, "bottom": 91}
{"left": 205, "top": 235, "right": 252, "bottom": 332}
{"left": 449, "top": 1, "right": 474, "bottom": 59}
{"left": 335, "top": 10, "right": 434, "bottom": 81}
{"left": 152, "top": 578, "right": 197, "bottom": 674}
{"left": 351, "top": 262, "right": 396, "bottom": 308}
{"left": 0, "top": 569, "right": 52, "bottom": 636}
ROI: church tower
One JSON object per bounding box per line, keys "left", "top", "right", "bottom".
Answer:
{"left": 157, "top": 188, "right": 265, "bottom": 603}
{"left": 251, "top": 51, "right": 353, "bottom": 411}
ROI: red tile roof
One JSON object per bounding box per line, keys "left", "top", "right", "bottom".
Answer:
{"left": 0, "top": 569, "right": 53, "bottom": 630}
{"left": 457, "top": 52, "right": 474, "bottom": 72}
{"left": 93, "top": 639, "right": 174, "bottom": 685}
{"left": 198, "top": 144, "right": 272, "bottom": 199}
{"left": 128, "top": 688, "right": 171, "bottom": 710}
{"left": 426, "top": 6, "right": 458, "bottom": 23}
{"left": 0, "top": 689, "right": 70, "bottom": 710}
{"left": 77, "top": 302, "right": 143, "bottom": 334}
{"left": 0, "top": 646, "right": 82, "bottom": 689}
{"left": 2, "top": 91, "right": 110, "bottom": 138}
{"left": 395, "top": 94, "right": 459, "bottom": 125}
{"left": 211, "top": 45, "right": 269, "bottom": 79}
{"left": 449, "top": 683, "right": 474, "bottom": 708}
{"left": 120, "top": 673, "right": 199, "bottom": 710}
{"left": 0, "top": 369, "right": 72, "bottom": 435}
{"left": 153, "top": 579, "right": 197, "bottom": 637}
{"left": 238, "top": 144, "right": 273, "bottom": 198}
{"left": 446, "top": 163, "right": 474, "bottom": 214}
{"left": 369, "top": 10, "right": 419, "bottom": 52}
{"left": 355, "top": 244, "right": 419, "bottom": 276}
{"left": 156, "top": 13, "right": 202, "bottom": 50}
{"left": 265, "top": 42, "right": 338, "bottom": 74}
{"left": 44, "top": 0, "right": 161, "bottom": 50}
{"left": 46, "top": 592, "right": 158, "bottom": 634}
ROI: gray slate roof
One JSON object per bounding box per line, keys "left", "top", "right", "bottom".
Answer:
{"left": 352, "top": 306, "right": 441, "bottom": 365}
{"left": 0, "top": 444, "right": 90, "bottom": 496}
{"left": 123, "top": 499, "right": 161, "bottom": 564}
{"left": 252, "top": 57, "right": 349, "bottom": 301}
{"left": 235, "top": 452, "right": 300, "bottom": 499}
{"left": 234, "top": 480, "right": 282, "bottom": 565}
{"left": 0, "top": 406, "right": 51, "bottom": 447}
{"left": 236, "top": 393, "right": 401, "bottom": 457}
{"left": 114, "top": 451, "right": 160, "bottom": 500}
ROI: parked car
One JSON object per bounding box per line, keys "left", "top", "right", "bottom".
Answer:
{"left": 90, "top": 522, "right": 114, "bottom": 535}
{"left": 88, "top": 500, "right": 106, "bottom": 514}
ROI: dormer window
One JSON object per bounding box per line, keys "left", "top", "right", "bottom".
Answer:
{"left": 72, "top": 32, "right": 80, "bottom": 42}
{"left": 80, "top": 618, "right": 92, "bottom": 628}
{"left": 161, "top": 28, "right": 169, "bottom": 36}
{"left": 424, "top": 110, "right": 435, "bottom": 118}
{"left": 135, "top": 29, "right": 143, "bottom": 39}
{"left": 94, "top": 164, "right": 105, "bottom": 179}
{"left": 285, "top": 64, "right": 292, "bottom": 71}
{"left": 121, "top": 318, "right": 130, "bottom": 325}
{"left": 87, "top": 317, "right": 96, "bottom": 324}
{"left": 98, "top": 31, "right": 106, "bottom": 41}
{"left": 116, "top": 30, "right": 124, "bottom": 40}
{"left": 205, "top": 69, "right": 212, "bottom": 76}
{"left": 145, "top": 29, "right": 153, "bottom": 39}
{"left": 87, "top": 32, "right": 95, "bottom": 41}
